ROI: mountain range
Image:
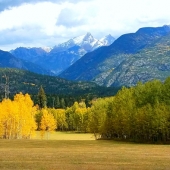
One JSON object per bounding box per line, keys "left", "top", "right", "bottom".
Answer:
{"left": 1, "top": 25, "right": 170, "bottom": 90}
{"left": 0, "top": 50, "right": 53, "bottom": 75}
{"left": 60, "top": 25, "right": 170, "bottom": 87}
{"left": 11, "top": 33, "right": 115, "bottom": 75}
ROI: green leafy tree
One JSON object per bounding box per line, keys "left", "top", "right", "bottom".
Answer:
{"left": 88, "top": 98, "right": 108, "bottom": 139}
{"left": 65, "top": 102, "right": 79, "bottom": 130}
{"left": 50, "top": 108, "right": 67, "bottom": 131}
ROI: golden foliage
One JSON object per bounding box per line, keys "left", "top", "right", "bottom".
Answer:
{"left": 40, "top": 109, "right": 57, "bottom": 131}
{"left": 0, "top": 93, "right": 37, "bottom": 139}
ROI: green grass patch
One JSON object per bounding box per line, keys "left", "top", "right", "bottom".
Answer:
{"left": 0, "top": 132, "right": 170, "bottom": 170}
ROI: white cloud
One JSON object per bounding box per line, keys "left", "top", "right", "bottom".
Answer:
{"left": 0, "top": 2, "right": 60, "bottom": 32}
{"left": 1, "top": 0, "right": 170, "bottom": 50}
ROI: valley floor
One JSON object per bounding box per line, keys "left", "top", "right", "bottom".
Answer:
{"left": 0, "top": 132, "right": 170, "bottom": 170}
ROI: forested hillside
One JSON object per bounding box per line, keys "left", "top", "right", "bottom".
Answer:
{"left": 102, "top": 31, "right": 170, "bottom": 87}
{"left": 0, "top": 68, "right": 119, "bottom": 107}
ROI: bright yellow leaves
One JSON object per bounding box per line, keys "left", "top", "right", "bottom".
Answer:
{"left": 39, "top": 108, "right": 57, "bottom": 139}
{"left": 40, "top": 109, "right": 57, "bottom": 131}
{"left": 0, "top": 92, "right": 59, "bottom": 139}
{"left": 0, "top": 93, "right": 37, "bottom": 139}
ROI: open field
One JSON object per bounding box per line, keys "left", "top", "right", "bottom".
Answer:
{"left": 0, "top": 132, "right": 170, "bottom": 170}
{"left": 33, "top": 131, "right": 95, "bottom": 140}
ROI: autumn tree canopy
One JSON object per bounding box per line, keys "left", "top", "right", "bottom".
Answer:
{"left": 0, "top": 93, "right": 37, "bottom": 139}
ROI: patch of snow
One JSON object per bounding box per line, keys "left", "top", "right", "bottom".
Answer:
{"left": 73, "top": 34, "right": 86, "bottom": 44}
{"left": 41, "top": 47, "right": 52, "bottom": 52}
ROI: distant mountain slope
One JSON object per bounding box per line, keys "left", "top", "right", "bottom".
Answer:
{"left": 59, "top": 25, "right": 170, "bottom": 84}
{"left": 41, "top": 45, "right": 83, "bottom": 74}
{"left": 103, "top": 32, "right": 170, "bottom": 87}
{"left": 0, "top": 68, "right": 118, "bottom": 98}
{"left": 10, "top": 47, "right": 48, "bottom": 63}
{"left": 0, "top": 50, "right": 53, "bottom": 75}
{"left": 11, "top": 33, "right": 115, "bottom": 75}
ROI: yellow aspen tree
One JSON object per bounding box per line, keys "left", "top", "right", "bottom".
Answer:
{"left": 7, "top": 100, "right": 19, "bottom": 139}
{"left": 14, "top": 93, "right": 37, "bottom": 139}
{"left": 40, "top": 108, "right": 57, "bottom": 138}
{"left": 0, "top": 99, "right": 8, "bottom": 138}
{"left": 0, "top": 98, "right": 21, "bottom": 139}
{"left": 0, "top": 99, "right": 13, "bottom": 138}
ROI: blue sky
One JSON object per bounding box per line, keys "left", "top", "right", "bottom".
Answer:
{"left": 0, "top": 0, "right": 170, "bottom": 51}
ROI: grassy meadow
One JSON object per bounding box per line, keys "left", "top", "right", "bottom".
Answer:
{"left": 0, "top": 132, "right": 170, "bottom": 170}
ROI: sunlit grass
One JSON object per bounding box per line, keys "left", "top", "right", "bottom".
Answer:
{"left": 0, "top": 132, "right": 170, "bottom": 170}
{"left": 33, "top": 131, "right": 95, "bottom": 140}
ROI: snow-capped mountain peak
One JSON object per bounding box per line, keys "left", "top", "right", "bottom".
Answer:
{"left": 52, "top": 33, "right": 115, "bottom": 55}
{"left": 73, "top": 34, "right": 85, "bottom": 44}
{"left": 10, "top": 32, "right": 115, "bottom": 76}
{"left": 100, "top": 34, "right": 115, "bottom": 46}
{"left": 54, "top": 33, "right": 115, "bottom": 51}
{"left": 83, "top": 32, "right": 95, "bottom": 43}
{"left": 72, "top": 32, "right": 97, "bottom": 46}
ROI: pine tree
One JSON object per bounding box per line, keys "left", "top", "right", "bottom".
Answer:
{"left": 55, "top": 96, "right": 60, "bottom": 108}
{"left": 60, "top": 98, "right": 66, "bottom": 109}
{"left": 38, "top": 85, "right": 47, "bottom": 109}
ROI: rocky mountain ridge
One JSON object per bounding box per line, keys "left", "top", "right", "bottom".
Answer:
{"left": 59, "top": 25, "right": 170, "bottom": 87}
{"left": 3, "top": 25, "right": 170, "bottom": 88}
{"left": 11, "top": 33, "right": 115, "bottom": 75}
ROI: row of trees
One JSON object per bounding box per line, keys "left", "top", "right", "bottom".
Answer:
{"left": 88, "top": 78, "right": 170, "bottom": 142}
{"left": 0, "top": 93, "right": 60, "bottom": 139}
{"left": 45, "top": 77, "right": 170, "bottom": 143}
{"left": 0, "top": 90, "right": 90, "bottom": 139}
{"left": 0, "top": 84, "right": 90, "bottom": 139}
{"left": 1, "top": 77, "right": 170, "bottom": 143}
{"left": 31, "top": 85, "right": 92, "bottom": 109}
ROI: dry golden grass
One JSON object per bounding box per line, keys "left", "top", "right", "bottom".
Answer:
{"left": 33, "top": 131, "right": 95, "bottom": 140}
{"left": 0, "top": 132, "right": 170, "bottom": 170}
